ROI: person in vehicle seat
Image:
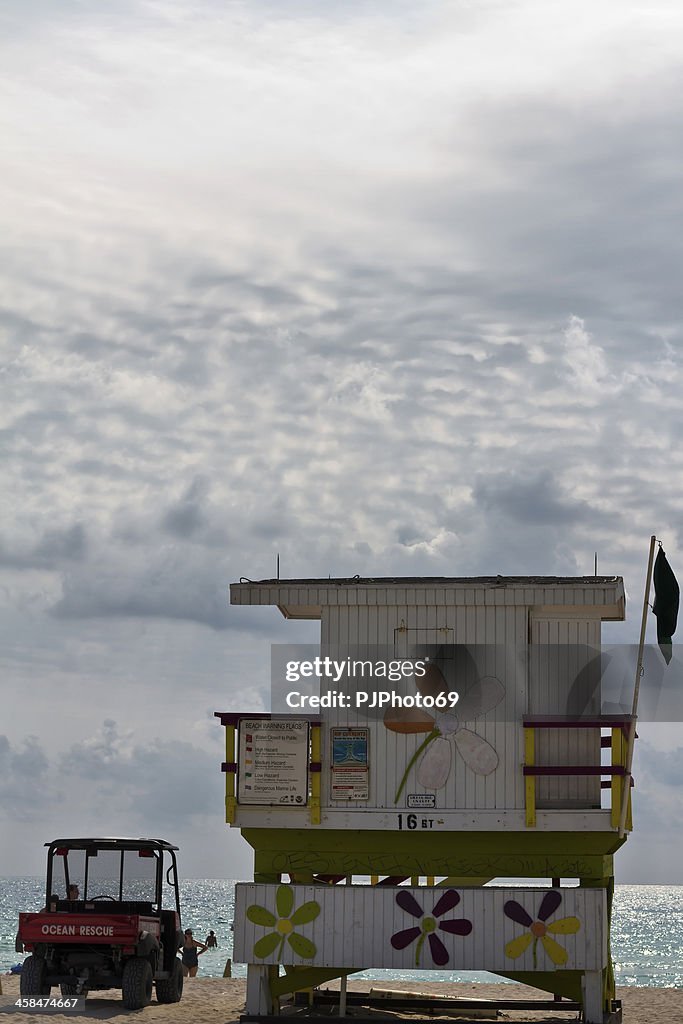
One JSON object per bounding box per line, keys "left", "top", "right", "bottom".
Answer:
{"left": 67, "top": 884, "right": 80, "bottom": 900}
{"left": 181, "top": 929, "right": 207, "bottom": 977}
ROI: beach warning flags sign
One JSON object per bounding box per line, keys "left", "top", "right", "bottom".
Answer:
{"left": 653, "top": 546, "right": 679, "bottom": 664}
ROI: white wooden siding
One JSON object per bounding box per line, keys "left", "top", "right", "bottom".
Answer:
{"left": 529, "top": 616, "right": 601, "bottom": 808}
{"left": 233, "top": 883, "right": 607, "bottom": 972}
{"left": 318, "top": 605, "right": 527, "bottom": 814}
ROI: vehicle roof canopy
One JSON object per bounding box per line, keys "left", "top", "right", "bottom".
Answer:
{"left": 45, "top": 838, "right": 178, "bottom": 852}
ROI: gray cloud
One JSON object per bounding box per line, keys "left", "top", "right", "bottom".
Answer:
{"left": 0, "top": 722, "right": 224, "bottom": 831}
{"left": 0, "top": 523, "right": 87, "bottom": 570}
{"left": 160, "top": 476, "right": 228, "bottom": 544}
{"left": 0, "top": 735, "right": 57, "bottom": 822}
{"left": 640, "top": 744, "right": 683, "bottom": 792}
{"left": 34, "top": 523, "right": 87, "bottom": 562}
{"left": 50, "top": 548, "right": 234, "bottom": 631}
{"left": 2, "top": 0, "right": 683, "bottom": 876}
{"left": 59, "top": 719, "right": 221, "bottom": 825}
{"left": 472, "top": 470, "right": 604, "bottom": 527}
{"left": 620, "top": 739, "right": 683, "bottom": 843}
{"left": 0, "top": 720, "right": 254, "bottom": 878}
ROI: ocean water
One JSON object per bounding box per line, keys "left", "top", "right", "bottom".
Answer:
{"left": 2, "top": 879, "right": 682, "bottom": 987}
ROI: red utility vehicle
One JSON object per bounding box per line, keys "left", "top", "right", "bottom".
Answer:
{"left": 17, "top": 838, "right": 184, "bottom": 1009}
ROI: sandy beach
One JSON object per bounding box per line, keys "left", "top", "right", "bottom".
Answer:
{"left": 1, "top": 975, "right": 680, "bottom": 1024}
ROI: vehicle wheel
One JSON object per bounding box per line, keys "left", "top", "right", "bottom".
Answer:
{"left": 122, "top": 957, "right": 153, "bottom": 1009}
{"left": 60, "top": 982, "right": 80, "bottom": 997}
{"left": 20, "top": 955, "right": 50, "bottom": 996}
{"left": 155, "top": 957, "right": 183, "bottom": 1004}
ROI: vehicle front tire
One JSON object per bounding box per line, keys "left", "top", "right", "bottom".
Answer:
{"left": 155, "top": 957, "right": 183, "bottom": 1003}
{"left": 60, "top": 982, "right": 80, "bottom": 997}
{"left": 122, "top": 957, "right": 153, "bottom": 1009}
{"left": 20, "top": 955, "right": 50, "bottom": 996}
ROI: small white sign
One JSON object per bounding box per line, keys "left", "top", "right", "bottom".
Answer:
{"left": 407, "top": 793, "right": 436, "bottom": 808}
{"left": 238, "top": 719, "right": 309, "bottom": 806}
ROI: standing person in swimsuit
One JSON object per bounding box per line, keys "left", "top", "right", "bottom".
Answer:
{"left": 181, "top": 928, "right": 207, "bottom": 977}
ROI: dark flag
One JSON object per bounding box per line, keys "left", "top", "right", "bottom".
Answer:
{"left": 653, "top": 546, "right": 679, "bottom": 664}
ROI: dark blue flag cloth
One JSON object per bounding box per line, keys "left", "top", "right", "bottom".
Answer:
{"left": 653, "top": 547, "right": 679, "bottom": 664}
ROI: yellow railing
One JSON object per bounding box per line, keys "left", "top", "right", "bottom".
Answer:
{"left": 610, "top": 725, "right": 632, "bottom": 831}
{"left": 224, "top": 721, "right": 237, "bottom": 824}
{"left": 522, "top": 715, "right": 634, "bottom": 831}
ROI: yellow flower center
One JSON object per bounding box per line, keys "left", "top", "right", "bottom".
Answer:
{"left": 277, "top": 919, "right": 293, "bottom": 935}
{"left": 422, "top": 916, "right": 436, "bottom": 934}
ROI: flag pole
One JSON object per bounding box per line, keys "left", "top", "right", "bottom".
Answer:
{"left": 618, "top": 533, "right": 657, "bottom": 838}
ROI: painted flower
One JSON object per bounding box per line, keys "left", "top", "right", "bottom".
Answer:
{"left": 390, "top": 889, "right": 473, "bottom": 967}
{"left": 384, "top": 652, "right": 505, "bottom": 803}
{"left": 504, "top": 891, "right": 580, "bottom": 967}
{"left": 246, "top": 885, "right": 320, "bottom": 959}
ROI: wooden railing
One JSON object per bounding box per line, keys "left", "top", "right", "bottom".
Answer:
{"left": 522, "top": 715, "right": 635, "bottom": 830}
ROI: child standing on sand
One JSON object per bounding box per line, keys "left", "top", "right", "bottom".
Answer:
{"left": 181, "top": 928, "right": 208, "bottom": 977}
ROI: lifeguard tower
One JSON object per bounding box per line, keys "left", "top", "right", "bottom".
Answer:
{"left": 216, "top": 575, "right": 632, "bottom": 1024}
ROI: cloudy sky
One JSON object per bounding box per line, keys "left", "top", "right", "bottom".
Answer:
{"left": 2, "top": 0, "right": 683, "bottom": 882}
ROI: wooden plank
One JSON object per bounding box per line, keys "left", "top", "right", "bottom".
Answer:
{"left": 232, "top": 805, "right": 617, "bottom": 831}
{"left": 234, "top": 884, "right": 607, "bottom": 972}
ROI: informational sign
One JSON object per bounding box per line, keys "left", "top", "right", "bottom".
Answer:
{"left": 330, "top": 727, "right": 369, "bottom": 801}
{"left": 407, "top": 793, "right": 436, "bottom": 809}
{"left": 237, "top": 719, "right": 309, "bottom": 806}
